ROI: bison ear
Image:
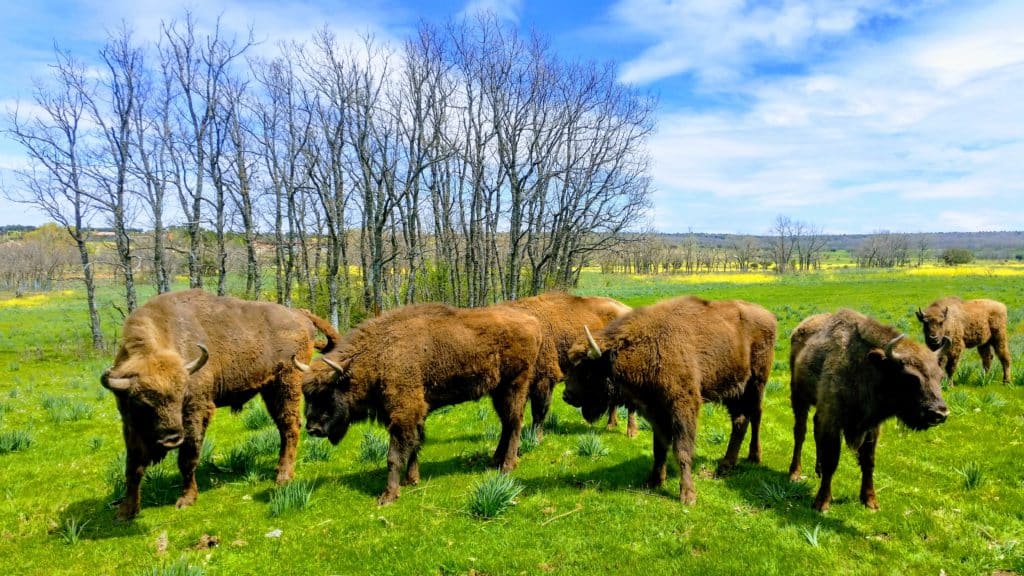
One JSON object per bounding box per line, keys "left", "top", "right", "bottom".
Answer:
{"left": 101, "top": 369, "right": 133, "bottom": 392}
{"left": 866, "top": 349, "right": 888, "bottom": 367}
{"left": 941, "top": 306, "right": 948, "bottom": 321}
{"left": 915, "top": 308, "right": 924, "bottom": 322}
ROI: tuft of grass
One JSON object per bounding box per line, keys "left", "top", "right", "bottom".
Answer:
{"left": 979, "top": 391, "right": 1007, "bottom": 411}
{"left": 220, "top": 445, "right": 259, "bottom": 475}
{"left": 483, "top": 425, "right": 500, "bottom": 442}
{"left": 543, "top": 412, "right": 561, "bottom": 433}
{"left": 41, "top": 395, "right": 93, "bottom": 423}
{"left": 467, "top": 472, "right": 523, "bottom": 519}
{"left": 800, "top": 524, "right": 823, "bottom": 548}
{"left": 766, "top": 378, "right": 785, "bottom": 394}
{"left": 755, "top": 479, "right": 810, "bottom": 508}
{"left": 137, "top": 556, "right": 206, "bottom": 576}
{"left": 105, "top": 452, "right": 126, "bottom": 501}
{"left": 241, "top": 404, "right": 274, "bottom": 430}
{"left": 577, "top": 432, "right": 609, "bottom": 458}
{"left": 475, "top": 405, "right": 492, "bottom": 421}
{"left": 0, "top": 429, "right": 32, "bottom": 454}
{"left": 357, "top": 430, "right": 389, "bottom": 465}
{"left": 57, "top": 515, "right": 88, "bottom": 545}
{"left": 245, "top": 428, "right": 281, "bottom": 457}
{"left": 518, "top": 425, "right": 539, "bottom": 455}
{"left": 956, "top": 461, "right": 984, "bottom": 490}
{"left": 946, "top": 389, "right": 971, "bottom": 415}
{"left": 198, "top": 439, "right": 216, "bottom": 468}
{"left": 704, "top": 429, "right": 727, "bottom": 445}
{"left": 268, "top": 479, "right": 316, "bottom": 517}
{"left": 301, "top": 437, "right": 333, "bottom": 463}
{"left": 87, "top": 437, "right": 103, "bottom": 452}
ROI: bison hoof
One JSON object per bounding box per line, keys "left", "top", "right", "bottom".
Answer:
{"left": 811, "top": 499, "right": 830, "bottom": 513}
{"left": 788, "top": 471, "right": 804, "bottom": 483}
{"left": 680, "top": 491, "right": 696, "bottom": 505}
{"left": 861, "top": 494, "right": 880, "bottom": 510}
{"left": 175, "top": 495, "right": 196, "bottom": 509}
{"left": 114, "top": 505, "right": 138, "bottom": 522}
{"left": 715, "top": 462, "right": 736, "bottom": 477}
{"left": 377, "top": 491, "right": 399, "bottom": 506}
{"left": 402, "top": 474, "right": 420, "bottom": 487}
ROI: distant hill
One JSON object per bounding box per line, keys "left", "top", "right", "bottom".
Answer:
{"left": 658, "top": 231, "right": 1024, "bottom": 260}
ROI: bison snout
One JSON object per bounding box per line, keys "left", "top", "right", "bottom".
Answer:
{"left": 562, "top": 389, "right": 579, "bottom": 407}
{"left": 306, "top": 422, "right": 327, "bottom": 437}
{"left": 158, "top": 432, "right": 184, "bottom": 448}
{"left": 927, "top": 403, "right": 950, "bottom": 425}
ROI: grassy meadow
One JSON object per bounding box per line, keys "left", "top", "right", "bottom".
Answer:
{"left": 2, "top": 264, "right": 1024, "bottom": 575}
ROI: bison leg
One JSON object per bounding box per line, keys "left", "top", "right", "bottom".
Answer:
{"left": 857, "top": 426, "right": 881, "bottom": 510}
{"left": 788, "top": 400, "right": 810, "bottom": 482}
{"left": 811, "top": 419, "right": 841, "bottom": 512}
{"left": 403, "top": 423, "right": 426, "bottom": 486}
{"left": 175, "top": 408, "right": 212, "bottom": 509}
{"left": 117, "top": 453, "right": 148, "bottom": 521}
{"left": 646, "top": 430, "right": 668, "bottom": 489}
{"left": 993, "top": 334, "right": 1012, "bottom": 384}
{"left": 380, "top": 424, "right": 422, "bottom": 505}
{"left": 978, "top": 343, "right": 994, "bottom": 374}
{"left": 673, "top": 423, "right": 698, "bottom": 505}
{"left": 605, "top": 404, "right": 620, "bottom": 430}
{"left": 943, "top": 349, "right": 961, "bottom": 382}
{"left": 718, "top": 400, "right": 749, "bottom": 475}
{"left": 491, "top": 379, "right": 529, "bottom": 472}
{"left": 261, "top": 382, "right": 302, "bottom": 484}
{"left": 529, "top": 379, "right": 554, "bottom": 442}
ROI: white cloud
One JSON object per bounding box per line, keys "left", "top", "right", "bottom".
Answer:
{"left": 459, "top": 0, "right": 523, "bottom": 24}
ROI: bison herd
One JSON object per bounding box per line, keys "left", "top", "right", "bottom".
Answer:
{"left": 101, "top": 289, "right": 1012, "bottom": 519}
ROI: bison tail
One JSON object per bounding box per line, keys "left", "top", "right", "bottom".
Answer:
{"left": 300, "top": 309, "right": 342, "bottom": 353}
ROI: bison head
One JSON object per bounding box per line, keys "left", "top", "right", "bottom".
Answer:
{"left": 101, "top": 344, "right": 209, "bottom": 448}
{"left": 296, "top": 354, "right": 360, "bottom": 445}
{"left": 563, "top": 326, "right": 616, "bottom": 424}
{"left": 915, "top": 306, "right": 950, "bottom": 351}
{"left": 867, "top": 334, "right": 950, "bottom": 431}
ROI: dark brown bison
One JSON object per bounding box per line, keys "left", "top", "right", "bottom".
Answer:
{"left": 562, "top": 295, "right": 776, "bottom": 504}
{"left": 297, "top": 303, "right": 545, "bottom": 504}
{"left": 501, "top": 292, "right": 633, "bottom": 438}
{"left": 788, "top": 309, "right": 950, "bottom": 512}
{"left": 916, "top": 297, "right": 1011, "bottom": 384}
{"left": 101, "top": 289, "right": 339, "bottom": 520}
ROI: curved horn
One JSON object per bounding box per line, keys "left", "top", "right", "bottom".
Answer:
{"left": 322, "top": 357, "right": 346, "bottom": 374}
{"left": 100, "top": 368, "right": 133, "bottom": 392}
{"left": 292, "top": 355, "right": 311, "bottom": 373}
{"left": 883, "top": 334, "right": 905, "bottom": 359}
{"left": 583, "top": 325, "right": 602, "bottom": 360}
{"left": 183, "top": 343, "right": 209, "bottom": 374}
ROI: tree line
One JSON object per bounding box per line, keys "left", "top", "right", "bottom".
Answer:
{"left": 4, "top": 12, "right": 655, "bottom": 348}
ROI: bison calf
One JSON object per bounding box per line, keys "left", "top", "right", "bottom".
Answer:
{"left": 501, "top": 292, "right": 633, "bottom": 439}
{"left": 101, "top": 289, "right": 339, "bottom": 520}
{"left": 298, "top": 303, "right": 544, "bottom": 504}
{"left": 563, "top": 296, "right": 776, "bottom": 504}
{"left": 789, "top": 309, "right": 949, "bottom": 512}
{"left": 916, "top": 296, "right": 1011, "bottom": 384}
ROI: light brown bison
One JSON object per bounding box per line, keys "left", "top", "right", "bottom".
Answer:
{"left": 562, "top": 295, "right": 776, "bottom": 504}
{"left": 916, "top": 297, "right": 1011, "bottom": 384}
{"left": 101, "top": 289, "right": 339, "bottom": 520}
{"left": 789, "top": 309, "right": 950, "bottom": 512}
{"left": 501, "top": 292, "right": 634, "bottom": 438}
{"left": 297, "top": 303, "right": 545, "bottom": 505}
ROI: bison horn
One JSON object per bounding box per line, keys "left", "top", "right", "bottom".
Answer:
{"left": 583, "top": 325, "right": 602, "bottom": 360}
{"left": 292, "top": 355, "right": 311, "bottom": 372}
{"left": 100, "top": 368, "right": 133, "bottom": 392}
{"left": 883, "top": 334, "right": 905, "bottom": 359}
{"left": 184, "top": 343, "right": 209, "bottom": 374}
{"left": 322, "top": 357, "right": 346, "bottom": 374}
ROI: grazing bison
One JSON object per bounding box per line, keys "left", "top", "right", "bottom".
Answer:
{"left": 562, "top": 295, "right": 776, "bottom": 504}
{"left": 501, "top": 292, "right": 633, "bottom": 438}
{"left": 788, "top": 309, "right": 950, "bottom": 512}
{"left": 297, "top": 303, "right": 545, "bottom": 504}
{"left": 916, "top": 297, "right": 1011, "bottom": 384}
{"left": 101, "top": 289, "right": 339, "bottom": 520}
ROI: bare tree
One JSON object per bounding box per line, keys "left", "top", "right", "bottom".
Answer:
{"left": 5, "top": 48, "right": 105, "bottom": 348}
{"left": 770, "top": 215, "right": 797, "bottom": 274}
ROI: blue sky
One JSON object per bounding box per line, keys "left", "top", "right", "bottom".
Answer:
{"left": 1, "top": 0, "right": 1022, "bottom": 234}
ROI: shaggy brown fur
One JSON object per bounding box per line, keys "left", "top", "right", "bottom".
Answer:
{"left": 299, "top": 303, "right": 543, "bottom": 504}
{"left": 101, "top": 289, "right": 339, "bottom": 520}
{"left": 501, "top": 292, "right": 634, "bottom": 438}
{"left": 789, "top": 309, "right": 949, "bottom": 512}
{"left": 563, "top": 295, "right": 776, "bottom": 504}
{"left": 916, "top": 297, "right": 1011, "bottom": 384}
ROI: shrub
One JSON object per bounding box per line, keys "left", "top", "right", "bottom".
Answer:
{"left": 0, "top": 429, "right": 33, "bottom": 454}
{"left": 268, "top": 479, "right": 316, "bottom": 516}
{"left": 468, "top": 472, "right": 523, "bottom": 519}
{"left": 577, "top": 433, "right": 609, "bottom": 457}
{"left": 940, "top": 248, "right": 974, "bottom": 266}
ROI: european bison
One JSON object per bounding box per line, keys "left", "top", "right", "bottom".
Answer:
{"left": 788, "top": 309, "right": 950, "bottom": 512}
{"left": 101, "top": 289, "right": 339, "bottom": 520}
{"left": 916, "top": 297, "right": 1011, "bottom": 384}
{"left": 297, "top": 303, "right": 545, "bottom": 504}
{"left": 562, "top": 295, "right": 776, "bottom": 504}
{"left": 501, "top": 292, "right": 633, "bottom": 438}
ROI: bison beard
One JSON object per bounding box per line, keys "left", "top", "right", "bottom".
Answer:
{"left": 789, "top": 309, "right": 950, "bottom": 512}
{"left": 101, "top": 289, "right": 339, "bottom": 521}
{"left": 563, "top": 296, "right": 777, "bottom": 504}
{"left": 298, "top": 303, "right": 543, "bottom": 505}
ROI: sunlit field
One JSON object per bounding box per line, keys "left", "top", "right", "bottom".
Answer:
{"left": 2, "top": 266, "right": 1023, "bottom": 575}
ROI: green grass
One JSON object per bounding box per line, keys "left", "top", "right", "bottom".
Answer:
{"left": 467, "top": 472, "right": 524, "bottom": 519}
{"left": 268, "top": 479, "right": 316, "bottom": 517}
{"left": 0, "top": 429, "right": 32, "bottom": 453}
{"left": 2, "top": 269, "right": 1024, "bottom": 574}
